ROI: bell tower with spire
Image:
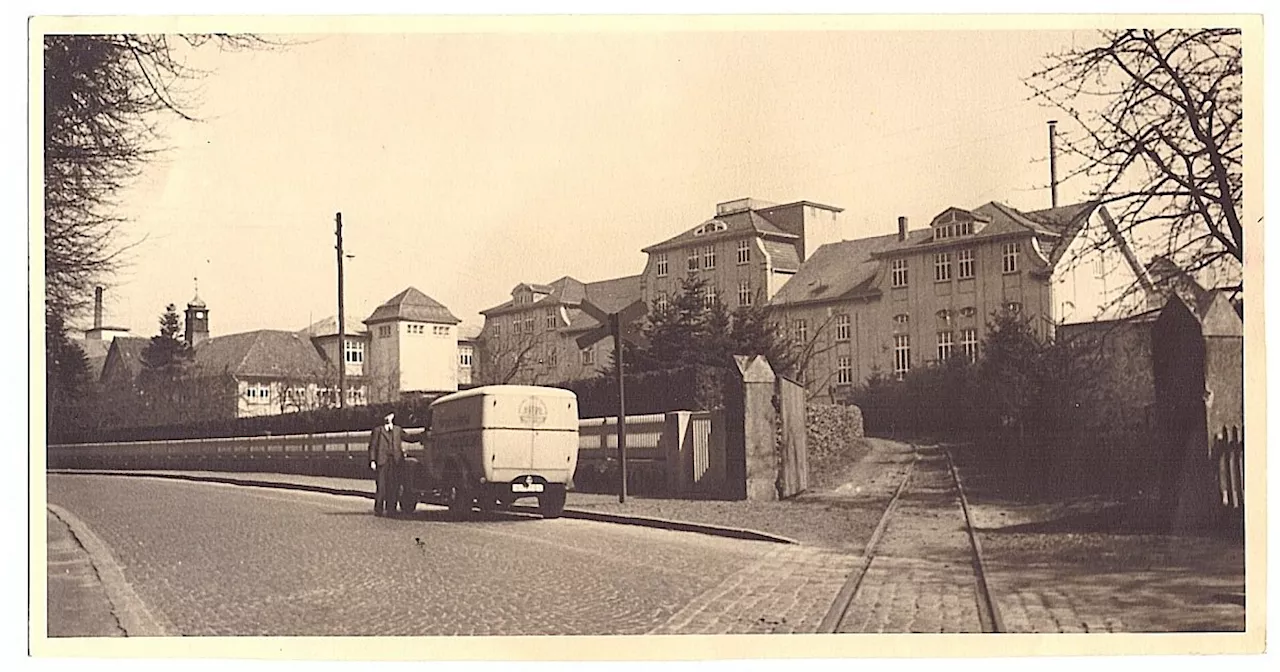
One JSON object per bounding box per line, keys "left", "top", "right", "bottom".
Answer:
{"left": 184, "top": 277, "right": 210, "bottom": 348}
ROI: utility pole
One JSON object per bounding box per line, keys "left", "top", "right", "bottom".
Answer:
{"left": 612, "top": 313, "right": 628, "bottom": 504}
{"left": 1048, "top": 120, "right": 1059, "bottom": 208}
{"left": 335, "top": 212, "right": 346, "bottom": 409}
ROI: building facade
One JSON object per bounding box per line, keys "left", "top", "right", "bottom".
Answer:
{"left": 638, "top": 198, "right": 843, "bottom": 312}
{"left": 770, "top": 200, "right": 1150, "bottom": 402}
{"left": 477, "top": 275, "right": 642, "bottom": 385}
{"left": 363, "top": 287, "right": 464, "bottom": 402}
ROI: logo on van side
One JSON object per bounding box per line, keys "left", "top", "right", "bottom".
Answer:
{"left": 518, "top": 397, "right": 548, "bottom": 426}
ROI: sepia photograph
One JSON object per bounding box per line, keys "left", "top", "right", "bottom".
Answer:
{"left": 28, "top": 9, "right": 1264, "bottom": 663}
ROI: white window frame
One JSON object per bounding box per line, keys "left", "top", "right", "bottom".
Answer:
{"left": 961, "top": 328, "right": 979, "bottom": 363}
{"left": 1003, "top": 241, "right": 1021, "bottom": 274}
{"left": 524, "top": 316, "right": 534, "bottom": 334}
{"left": 459, "top": 347, "right": 473, "bottom": 367}
{"left": 835, "top": 314, "right": 851, "bottom": 341}
{"left": 246, "top": 382, "right": 271, "bottom": 404}
{"left": 656, "top": 253, "right": 669, "bottom": 277}
{"left": 793, "top": 319, "right": 808, "bottom": 343}
{"left": 738, "top": 280, "right": 752, "bottom": 306}
{"left": 581, "top": 347, "right": 595, "bottom": 366}
{"left": 343, "top": 338, "right": 364, "bottom": 364}
{"left": 893, "top": 334, "right": 911, "bottom": 379}
{"left": 934, "top": 252, "right": 952, "bottom": 282}
{"left": 891, "top": 258, "right": 908, "bottom": 287}
{"left": 737, "top": 239, "right": 750, "bottom": 265}
{"left": 492, "top": 323, "right": 501, "bottom": 339}
{"left": 655, "top": 292, "right": 669, "bottom": 312}
{"left": 687, "top": 249, "right": 699, "bottom": 272}
{"left": 836, "top": 356, "right": 853, "bottom": 385}
{"left": 545, "top": 307, "right": 556, "bottom": 329}
{"left": 957, "top": 248, "right": 974, "bottom": 279}
{"left": 703, "top": 244, "right": 716, "bottom": 269}
{"left": 702, "top": 285, "right": 717, "bottom": 307}
{"left": 937, "top": 331, "right": 954, "bottom": 361}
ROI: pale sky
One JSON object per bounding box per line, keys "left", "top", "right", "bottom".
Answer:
{"left": 87, "top": 27, "right": 1091, "bottom": 338}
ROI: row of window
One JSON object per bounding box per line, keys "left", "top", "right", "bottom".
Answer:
{"left": 871, "top": 329, "right": 978, "bottom": 380}
{"left": 890, "top": 242, "right": 1022, "bottom": 288}
{"left": 793, "top": 307, "right": 1016, "bottom": 348}
{"left": 654, "top": 240, "right": 752, "bottom": 277}
{"left": 245, "top": 384, "right": 366, "bottom": 405}
{"left": 652, "top": 279, "right": 756, "bottom": 312}
{"left": 376, "top": 324, "right": 451, "bottom": 338}
{"left": 933, "top": 220, "right": 974, "bottom": 240}
{"left": 493, "top": 307, "right": 563, "bottom": 339}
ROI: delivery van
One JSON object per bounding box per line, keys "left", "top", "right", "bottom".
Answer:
{"left": 400, "top": 385, "right": 579, "bottom": 518}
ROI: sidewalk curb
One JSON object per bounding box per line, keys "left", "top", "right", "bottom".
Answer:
{"left": 50, "top": 470, "right": 798, "bottom": 546}
{"left": 46, "top": 503, "right": 173, "bottom": 637}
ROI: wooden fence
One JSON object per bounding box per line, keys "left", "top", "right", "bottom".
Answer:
{"left": 1213, "top": 425, "right": 1244, "bottom": 510}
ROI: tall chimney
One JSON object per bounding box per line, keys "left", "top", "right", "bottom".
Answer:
{"left": 93, "top": 286, "right": 104, "bottom": 330}
{"left": 1048, "top": 120, "right": 1059, "bottom": 208}
{"left": 897, "top": 216, "right": 908, "bottom": 242}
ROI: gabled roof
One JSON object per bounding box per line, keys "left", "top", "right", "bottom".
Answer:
{"left": 642, "top": 209, "right": 797, "bottom": 253}
{"left": 193, "top": 330, "right": 331, "bottom": 380}
{"left": 770, "top": 230, "right": 931, "bottom": 307}
{"left": 101, "top": 336, "right": 151, "bottom": 383}
{"left": 71, "top": 338, "right": 111, "bottom": 381}
{"left": 364, "top": 287, "right": 460, "bottom": 325}
{"left": 482, "top": 275, "right": 584, "bottom": 316}
{"left": 882, "top": 201, "right": 1096, "bottom": 260}
{"left": 297, "top": 315, "right": 369, "bottom": 338}
{"left": 481, "top": 274, "right": 642, "bottom": 331}
{"left": 773, "top": 199, "right": 1108, "bottom": 309}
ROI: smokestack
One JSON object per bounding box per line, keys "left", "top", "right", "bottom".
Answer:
{"left": 897, "top": 216, "right": 908, "bottom": 242}
{"left": 1048, "top": 120, "right": 1059, "bottom": 208}
{"left": 93, "top": 286, "right": 104, "bottom": 330}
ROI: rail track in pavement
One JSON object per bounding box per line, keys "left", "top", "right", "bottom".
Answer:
{"left": 817, "top": 445, "right": 1004, "bottom": 633}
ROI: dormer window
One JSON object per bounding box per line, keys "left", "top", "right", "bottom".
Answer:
{"left": 933, "top": 211, "right": 978, "bottom": 240}
{"left": 693, "top": 220, "right": 729, "bottom": 236}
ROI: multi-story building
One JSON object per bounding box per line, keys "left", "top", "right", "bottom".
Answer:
{"left": 477, "top": 275, "right": 642, "bottom": 385}
{"left": 98, "top": 285, "right": 472, "bottom": 421}
{"left": 363, "top": 287, "right": 463, "bottom": 402}
{"left": 769, "top": 200, "right": 1151, "bottom": 401}
{"left": 638, "top": 198, "right": 843, "bottom": 311}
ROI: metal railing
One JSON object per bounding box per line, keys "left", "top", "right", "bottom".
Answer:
{"left": 48, "top": 411, "right": 725, "bottom": 497}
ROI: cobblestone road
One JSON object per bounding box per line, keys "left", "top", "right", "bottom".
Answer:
{"left": 48, "top": 474, "right": 790, "bottom": 636}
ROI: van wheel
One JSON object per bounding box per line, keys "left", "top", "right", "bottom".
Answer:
{"left": 538, "top": 485, "right": 566, "bottom": 519}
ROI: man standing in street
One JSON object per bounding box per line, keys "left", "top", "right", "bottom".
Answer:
{"left": 368, "top": 412, "right": 423, "bottom": 516}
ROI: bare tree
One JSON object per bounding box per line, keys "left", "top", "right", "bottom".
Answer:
{"left": 785, "top": 313, "right": 843, "bottom": 399}
{"left": 43, "top": 34, "right": 280, "bottom": 326}
{"left": 477, "top": 329, "right": 545, "bottom": 385}
{"left": 1026, "top": 29, "right": 1243, "bottom": 293}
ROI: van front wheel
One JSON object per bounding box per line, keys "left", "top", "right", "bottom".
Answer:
{"left": 537, "top": 485, "right": 566, "bottom": 519}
